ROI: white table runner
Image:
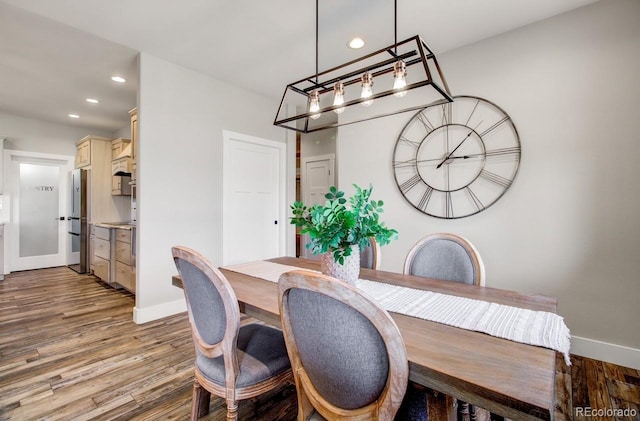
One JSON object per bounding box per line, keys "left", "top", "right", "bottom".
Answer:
{"left": 222, "top": 261, "right": 571, "bottom": 364}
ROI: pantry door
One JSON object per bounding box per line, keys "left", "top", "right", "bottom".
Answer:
{"left": 5, "top": 150, "right": 74, "bottom": 272}
{"left": 222, "top": 131, "right": 286, "bottom": 265}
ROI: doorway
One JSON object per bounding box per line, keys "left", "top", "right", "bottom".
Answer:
{"left": 222, "top": 131, "right": 286, "bottom": 265}
{"left": 299, "top": 154, "right": 335, "bottom": 259}
{"left": 4, "top": 150, "right": 74, "bottom": 272}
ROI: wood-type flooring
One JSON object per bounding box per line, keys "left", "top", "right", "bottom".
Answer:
{"left": 0, "top": 267, "right": 638, "bottom": 420}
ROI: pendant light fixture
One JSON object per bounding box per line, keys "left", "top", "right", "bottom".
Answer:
{"left": 360, "top": 72, "right": 374, "bottom": 107}
{"left": 308, "top": 0, "right": 322, "bottom": 121}
{"left": 274, "top": 0, "right": 453, "bottom": 133}
{"left": 392, "top": 0, "right": 407, "bottom": 98}
{"left": 333, "top": 81, "right": 345, "bottom": 114}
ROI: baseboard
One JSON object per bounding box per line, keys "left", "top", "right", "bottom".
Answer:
{"left": 133, "top": 297, "right": 186, "bottom": 324}
{"left": 571, "top": 336, "right": 640, "bottom": 370}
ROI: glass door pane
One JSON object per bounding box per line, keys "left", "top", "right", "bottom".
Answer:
{"left": 19, "top": 163, "right": 60, "bottom": 257}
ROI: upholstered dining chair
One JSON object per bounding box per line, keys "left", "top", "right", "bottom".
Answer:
{"left": 404, "top": 232, "right": 485, "bottom": 286}
{"left": 278, "top": 270, "right": 409, "bottom": 420}
{"left": 172, "top": 246, "right": 292, "bottom": 421}
{"left": 360, "top": 237, "right": 381, "bottom": 270}
{"left": 404, "top": 233, "right": 485, "bottom": 420}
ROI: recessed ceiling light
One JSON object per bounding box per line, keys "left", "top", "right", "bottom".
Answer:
{"left": 68, "top": 114, "right": 80, "bottom": 119}
{"left": 86, "top": 98, "right": 99, "bottom": 104}
{"left": 111, "top": 76, "right": 126, "bottom": 83}
{"left": 348, "top": 37, "right": 365, "bottom": 49}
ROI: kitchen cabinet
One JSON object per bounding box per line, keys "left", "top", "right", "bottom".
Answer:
{"left": 111, "top": 138, "right": 132, "bottom": 196}
{"left": 91, "top": 225, "right": 112, "bottom": 284}
{"left": 111, "top": 175, "right": 131, "bottom": 196}
{"left": 74, "top": 135, "right": 129, "bottom": 223}
{"left": 129, "top": 108, "right": 138, "bottom": 183}
{"left": 75, "top": 139, "right": 91, "bottom": 168}
{"left": 75, "top": 135, "right": 112, "bottom": 169}
{"left": 114, "top": 228, "right": 135, "bottom": 293}
{"left": 90, "top": 224, "right": 135, "bottom": 293}
{"left": 129, "top": 108, "right": 137, "bottom": 163}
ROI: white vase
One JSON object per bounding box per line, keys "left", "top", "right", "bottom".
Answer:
{"left": 320, "top": 245, "right": 360, "bottom": 285}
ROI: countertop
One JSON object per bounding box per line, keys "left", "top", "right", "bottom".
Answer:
{"left": 93, "top": 222, "right": 135, "bottom": 230}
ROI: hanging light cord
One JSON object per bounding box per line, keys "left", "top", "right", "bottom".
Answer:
{"left": 315, "top": 0, "right": 319, "bottom": 85}
{"left": 394, "top": 0, "right": 398, "bottom": 56}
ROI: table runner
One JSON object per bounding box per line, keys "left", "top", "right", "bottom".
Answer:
{"left": 222, "top": 260, "right": 571, "bottom": 364}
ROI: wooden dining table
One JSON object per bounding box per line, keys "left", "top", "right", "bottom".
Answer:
{"left": 173, "top": 256, "right": 558, "bottom": 420}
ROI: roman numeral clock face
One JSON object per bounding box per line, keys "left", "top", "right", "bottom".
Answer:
{"left": 393, "top": 96, "right": 521, "bottom": 219}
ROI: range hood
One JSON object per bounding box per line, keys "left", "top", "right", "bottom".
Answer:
{"left": 112, "top": 143, "right": 133, "bottom": 176}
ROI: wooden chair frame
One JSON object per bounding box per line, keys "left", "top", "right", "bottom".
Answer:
{"left": 403, "top": 233, "right": 486, "bottom": 286}
{"left": 172, "top": 246, "right": 292, "bottom": 421}
{"left": 403, "top": 233, "right": 486, "bottom": 420}
{"left": 361, "top": 237, "right": 381, "bottom": 270}
{"left": 278, "top": 270, "right": 408, "bottom": 421}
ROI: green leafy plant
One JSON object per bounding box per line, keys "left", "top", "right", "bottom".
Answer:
{"left": 290, "top": 184, "right": 398, "bottom": 264}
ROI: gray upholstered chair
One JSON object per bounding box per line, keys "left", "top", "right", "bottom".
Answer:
{"left": 172, "top": 246, "right": 292, "bottom": 421}
{"left": 403, "top": 233, "right": 485, "bottom": 286}
{"left": 404, "top": 233, "right": 485, "bottom": 420}
{"left": 278, "top": 270, "right": 409, "bottom": 420}
{"left": 360, "top": 237, "right": 381, "bottom": 270}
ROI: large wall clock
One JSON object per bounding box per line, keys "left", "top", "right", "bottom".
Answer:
{"left": 393, "top": 95, "right": 521, "bottom": 219}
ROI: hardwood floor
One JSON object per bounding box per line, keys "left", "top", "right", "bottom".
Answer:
{"left": 1, "top": 267, "right": 638, "bottom": 420}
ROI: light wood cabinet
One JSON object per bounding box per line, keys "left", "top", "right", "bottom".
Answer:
{"left": 93, "top": 257, "right": 110, "bottom": 282}
{"left": 111, "top": 175, "right": 131, "bottom": 196}
{"left": 75, "top": 139, "right": 91, "bottom": 168}
{"left": 91, "top": 225, "right": 112, "bottom": 284}
{"left": 129, "top": 108, "right": 137, "bottom": 164}
{"left": 75, "top": 135, "right": 111, "bottom": 169}
{"left": 111, "top": 138, "right": 131, "bottom": 160}
{"left": 111, "top": 138, "right": 132, "bottom": 196}
{"left": 114, "top": 228, "right": 135, "bottom": 293}
{"left": 75, "top": 135, "right": 129, "bottom": 223}
{"left": 90, "top": 225, "right": 135, "bottom": 293}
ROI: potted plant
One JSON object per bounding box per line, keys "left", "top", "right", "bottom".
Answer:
{"left": 290, "top": 184, "right": 398, "bottom": 284}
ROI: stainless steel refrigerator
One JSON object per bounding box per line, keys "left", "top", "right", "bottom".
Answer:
{"left": 68, "top": 169, "right": 89, "bottom": 273}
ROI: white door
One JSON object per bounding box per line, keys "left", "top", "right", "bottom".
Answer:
{"left": 222, "top": 131, "right": 286, "bottom": 265}
{"left": 300, "top": 154, "right": 335, "bottom": 259}
{"left": 5, "top": 150, "right": 74, "bottom": 271}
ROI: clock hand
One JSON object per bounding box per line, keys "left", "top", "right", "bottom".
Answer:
{"left": 436, "top": 121, "right": 483, "bottom": 169}
{"left": 445, "top": 155, "right": 471, "bottom": 161}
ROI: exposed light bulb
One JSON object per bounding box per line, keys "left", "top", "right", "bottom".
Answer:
{"left": 111, "top": 76, "right": 126, "bottom": 83}
{"left": 393, "top": 60, "right": 407, "bottom": 97}
{"left": 333, "top": 81, "right": 345, "bottom": 114}
{"left": 309, "top": 89, "right": 321, "bottom": 120}
{"left": 360, "top": 72, "right": 374, "bottom": 107}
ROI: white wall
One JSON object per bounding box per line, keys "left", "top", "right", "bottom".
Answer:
{"left": 301, "top": 128, "right": 337, "bottom": 159}
{"left": 0, "top": 111, "right": 112, "bottom": 155}
{"left": 111, "top": 124, "right": 131, "bottom": 140}
{"left": 135, "top": 53, "right": 294, "bottom": 322}
{"left": 337, "top": 0, "right": 640, "bottom": 368}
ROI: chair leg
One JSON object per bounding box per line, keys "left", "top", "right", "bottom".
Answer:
{"left": 457, "top": 400, "right": 470, "bottom": 421}
{"left": 191, "top": 379, "right": 211, "bottom": 420}
{"left": 226, "top": 398, "right": 239, "bottom": 421}
{"left": 469, "top": 404, "right": 477, "bottom": 421}
{"left": 426, "top": 389, "right": 452, "bottom": 420}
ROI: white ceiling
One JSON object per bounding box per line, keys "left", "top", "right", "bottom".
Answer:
{"left": 0, "top": 0, "right": 598, "bottom": 133}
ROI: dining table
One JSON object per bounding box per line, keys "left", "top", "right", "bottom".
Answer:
{"left": 173, "top": 256, "right": 559, "bottom": 420}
